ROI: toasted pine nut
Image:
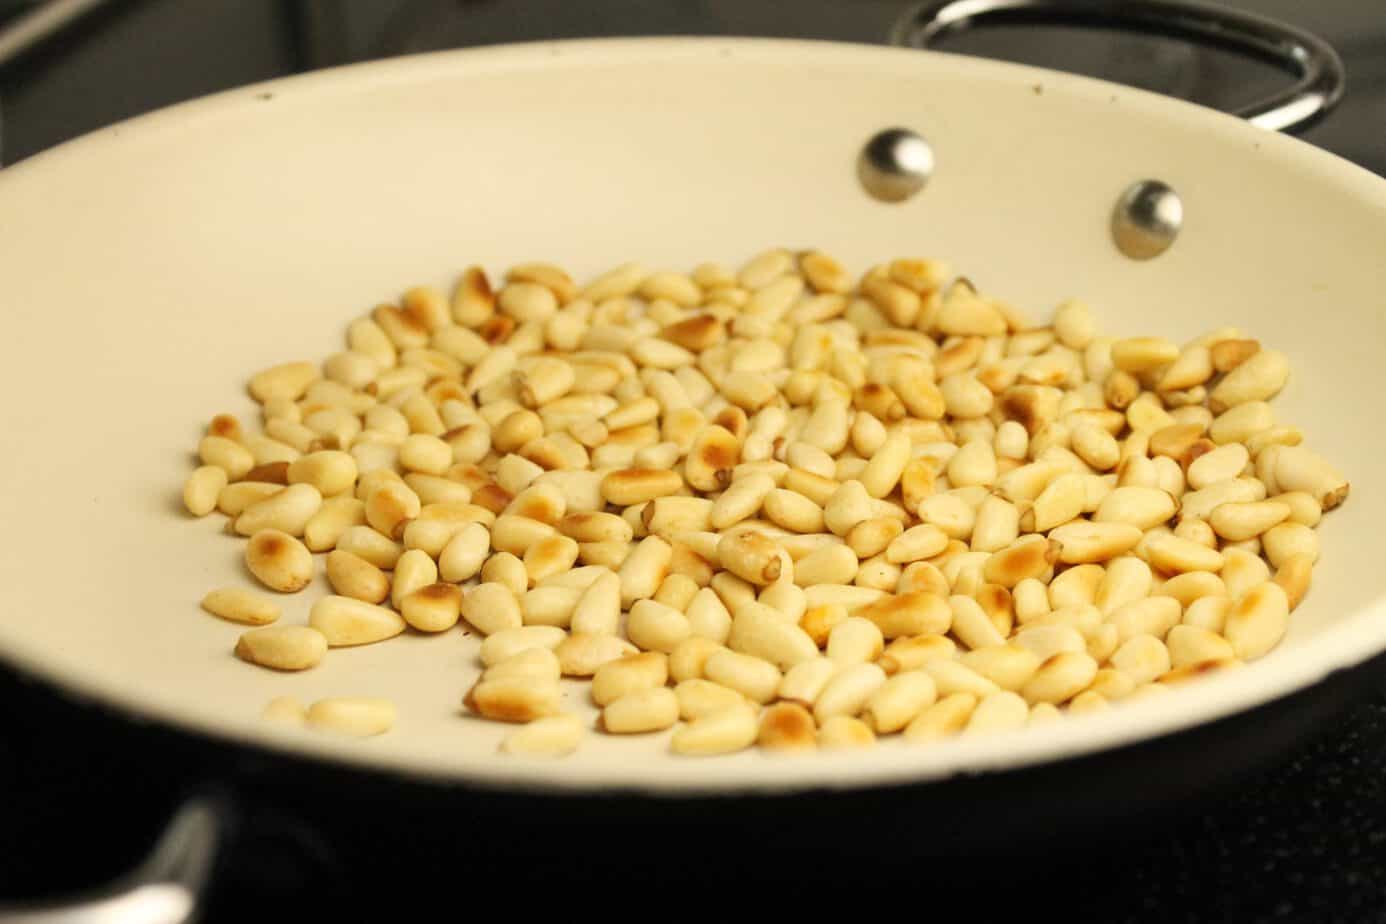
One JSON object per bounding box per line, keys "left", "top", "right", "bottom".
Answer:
{"left": 1223, "top": 581, "right": 1290, "bottom": 660}
{"left": 201, "top": 587, "right": 281, "bottom": 626}
{"left": 1021, "top": 651, "right": 1099, "bottom": 704}
{"left": 862, "top": 670, "right": 938, "bottom": 733}
{"left": 235, "top": 624, "right": 327, "bottom": 671}
{"left": 244, "top": 529, "right": 313, "bottom": 592}
{"left": 1208, "top": 349, "right": 1289, "bottom": 412}
{"left": 390, "top": 548, "right": 438, "bottom": 610}
{"left": 262, "top": 695, "right": 307, "bottom": 726}
{"left": 905, "top": 692, "right": 978, "bottom": 741}
{"left": 309, "top": 595, "right": 406, "bottom": 647}
{"left": 325, "top": 549, "right": 389, "bottom": 604}
{"left": 184, "top": 466, "right": 229, "bottom": 517}
{"left": 306, "top": 698, "right": 395, "bottom": 737}
{"left": 601, "top": 688, "right": 680, "bottom": 734}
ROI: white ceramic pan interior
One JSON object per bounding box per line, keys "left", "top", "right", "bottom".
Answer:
{"left": 1, "top": 37, "right": 1383, "bottom": 793}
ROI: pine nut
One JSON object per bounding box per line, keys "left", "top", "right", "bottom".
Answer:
{"left": 262, "top": 695, "right": 307, "bottom": 726}
{"left": 855, "top": 590, "right": 952, "bottom": 639}
{"left": 1021, "top": 652, "right": 1098, "bottom": 704}
{"left": 232, "top": 623, "right": 328, "bottom": 677}
{"left": 244, "top": 529, "right": 313, "bottom": 593}
{"left": 826, "top": 617, "right": 885, "bottom": 665}
{"left": 905, "top": 692, "right": 978, "bottom": 741}
{"left": 1272, "top": 446, "right": 1348, "bottom": 511}
{"left": 1049, "top": 520, "right": 1143, "bottom": 563}
{"left": 184, "top": 466, "right": 229, "bottom": 517}
{"left": 501, "top": 714, "right": 584, "bottom": 758}
{"left": 306, "top": 698, "right": 395, "bottom": 737}
{"left": 1208, "top": 501, "right": 1291, "bottom": 541}
{"left": 1224, "top": 581, "right": 1290, "bottom": 660}
{"left": 1261, "top": 522, "right": 1319, "bottom": 569}
{"left": 325, "top": 549, "right": 389, "bottom": 604}
{"left": 309, "top": 595, "right": 406, "bottom": 646}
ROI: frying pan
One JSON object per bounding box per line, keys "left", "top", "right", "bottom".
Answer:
{"left": 0, "top": 0, "right": 1380, "bottom": 915}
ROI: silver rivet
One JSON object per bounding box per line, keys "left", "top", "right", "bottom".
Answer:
{"left": 858, "top": 128, "right": 933, "bottom": 203}
{"left": 1112, "top": 180, "right": 1183, "bottom": 260}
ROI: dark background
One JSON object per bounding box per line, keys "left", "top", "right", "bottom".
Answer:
{"left": 0, "top": 1, "right": 1384, "bottom": 919}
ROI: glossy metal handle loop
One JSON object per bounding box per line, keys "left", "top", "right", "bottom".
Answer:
{"left": 889, "top": 0, "right": 1345, "bottom": 133}
{"left": 0, "top": 797, "right": 224, "bottom": 924}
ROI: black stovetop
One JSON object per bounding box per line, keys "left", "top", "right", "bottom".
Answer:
{"left": 1, "top": 1, "right": 1384, "bottom": 919}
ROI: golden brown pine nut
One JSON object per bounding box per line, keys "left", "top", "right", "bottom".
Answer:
{"left": 1021, "top": 651, "right": 1098, "bottom": 704}
{"left": 466, "top": 677, "right": 562, "bottom": 723}
{"left": 244, "top": 529, "right": 313, "bottom": 593}
{"left": 1223, "top": 581, "right": 1290, "bottom": 660}
{"left": 401, "top": 583, "right": 463, "bottom": 633}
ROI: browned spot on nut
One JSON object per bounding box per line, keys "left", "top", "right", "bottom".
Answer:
{"left": 661, "top": 313, "right": 725, "bottom": 352}
{"left": 1149, "top": 422, "right": 1206, "bottom": 459}
{"left": 758, "top": 702, "right": 817, "bottom": 751}
{"left": 800, "top": 604, "right": 848, "bottom": 647}
{"left": 855, "top": 591, "right": 952, "bottom": 639}
{"left": 513, "top": 490, "right": 564, "bottom": 525}
{"left": 854, "top": 383, "right": 906, "bottom": 421}
{"left": 1000, "top": 385, "right": 1057, "bottom": 435}
{"left": 242, "top": 461, "right": 289, "bottom": 485}
{"left": 933, "top": 336, "right": 985, "bottom": 378}
{"left": 685, "top": 425, "right": 741, "bottom": 492}
{"left": 1180, "top": 438, "right": 1218, "bottom": 472}
{"left": 472, "top": 483, "right": 513, "bottom": 515}
{"left": 426, "top": 379, "right": 469, "bottom": 406}
{"left": 1210, "top": 338, "right": 1260, "bottom": 373}
{"left": 374, "top": 304, "right": 429, "bottom": 342}
{"left": 712, "top": 407, "right": 749, "bottom": 442}
{"left": 520, "top": 438, "right": 568, "bottom": 471}
{"left": 209, "top": 414, "right": 243, "bottom": 441}
{"left": 478, "top": 315, "right": 515, "bottom": 344}
{"left": 668, "top": 544, "right": 715, "bottom": 586}
{"left": 415, "top": 582, "right": 461, "bottom": 603}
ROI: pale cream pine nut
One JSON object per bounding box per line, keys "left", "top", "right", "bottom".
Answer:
{"left": 1224, "top": 581, "right": 1290, "bottom": 660}
{"left": 1110, "top": 336, "right": 1179, "bottom": 374}
{"left": 1097, "top": 556, "right": 1153, "bottom": 615}
{"left": 855, "top": 590, "right": 952, "bottom": 639}
{"left": 1049, "top": 520, "right": 1144, "bottom": 564}
{"left": 1094, "top": 486, "right": 1177, "bottom": 530}
{"left": 814, "top": 662, "right": 887, "bottom": 723}
{"left": 479, "top": 625, "right": 567, "bottom": 667}
{"left": 1068, "top": 423, "right": 1119, "bottom": 473}
{"left": 982, "top": 536, "right": 1058, "bottom": 588}
{"left": 184, "top": 466, "right": 228, "bottom": 517}
{"left": 1183, "top": 595, "right": 1232, "bottom": 633}
{"left": 940, "top": 372, "right": 994, "bottom": 420}
{"left": 617, "top": 535, "right": 673, "bottom": 607}
{"left": 1109, "top": 634, "right": 1172, "bottom": 684}
{"left": 756, "top": 582, "right": 805, "bottom": 625}
{"left": 490, "top": 514, "right": 555, "bottom": 557}
{"left": 924, "top": 658, "right": 1000, "bottom": 697}
{"left": 622, "top": 599, "right": 689, "bottom": 653}
{"left": 480, "top": 552, "right": 529, "bottom": 596}
{"left": 1261, "top": 522, "right": 1319, "bottom": 569}
{"left": 1269, "top": 491, "right": 1322, "bottom": 528}
{"left": 1146, "top": 534, "right": 1225, "bottom": 574}
{"left": 1272, "top": 553, "right": 1313, "bottom": 611}
{"left": 401, "top": 583, "right": 463, "bottom": 633}
{"left": 666, "top": 636, "right": 724, "bottom": 684}
{"left": 1050, "top": 299, "right": 1093, "bottom": 349}
{"left": 584, "top": 651, "right": 668, "bottom": 708}
{"left": 1152, "top": 456, "right": 1186, "bottom": 499}
{"left": 325, "top": 549, "right": 390, "bottom": 604}
{"left": 1207, "top": 400, "right": 1275, "bottom": 445}
{"left": 403, "top": 474, "right": 470, "bottom": 506}
{"left": 245, "top": 529, "right": 313, "bottom": 593}
{"left": 1157, "top": 343, "right": 1214, "bottom": 392}
{"left": 521, "top": 586, "right": 582, "bottom": 628}
{"left": 456, "top": 582, "right": 522, "bottom": 636}
{"left": 1029, "top": 472, "right": 1087, "bottom": 532}
{"left": 885, "top": 524, "right": 950, "bottom": 565}
{"left": 1047, "top": 563, "right": 1103, "bottom": 609}
{"left": 1166, "top": 625, "right": 1236, "bottom": 668}
{"left": 826, "top": 617, "right": 885, "bottom": 665}
{"left": 811, "top": 715, "right": 873, "bottom": 749}
{"left": 1083, "top": 622, "right": 1117, "bottom": 663}
{"left": 234, "top": 624, "right": 327, "bottom": 672}
{"left": 202, "top": 587, "right": 281, "bottom": 626}
{"left": 1208, "top": 501, "right": 1291, "bottom": 545}
{"left": 501, "top": 714, "right": 585, "bottom": 758}
{"left": 555, "top": 633, "right": 638, "bottom": 678}
{"left": 1185, "top": 443, "right": 1249, "bottom": 491}
{"left": 848, "top": 517, "right": 904, "bottom": 559}
{"left": 1110, "top": 595, "right": 1182, "bottom": 643}
{"left": 246, "top": 435, "right": 301, "bottom": 467}
{"left": 1012, "top": 624, "right": 1087, "bottom": 661}
{"left": 711, "top": 570, "right": 758, "bottom": 612}
{"left": 1021, "top": 651, "right": 1098, "bottom": 705}
{"left": 949, "top": 595, "right": 1006, "bottom": 649}
{"left": 1272, "top": 445, "right": 1349, "bottom": 511}
{"left": 302, "top": 496, "right": 366, "bottom": 552}
{"left": 878, "top": 636, "right": 956, "bottom": 677}
{"left": 248, "top": 360, "right": 319, "bottom": 404}
{"left": 704, "top": 649, "right": 782, "bottom": 703}
{"left": 792, "top": 543, "right": 860, "bottom": 588}
{"left": 435, "top": 522, "right": 488, "bottom": 583}
{"left": 654, "top": 573, "right": 701, "bottom": 613}
{"left": 1013, "top": 577, "right": 1051, "bottom": 623}
{"left": 262, "top": 695, "right": 308, "bottom": 726}
{"left": 671, "top": 702, "right": 761, "bottom": 756}
{"left": 755, "top": 488, "right": 821, "bottom": 535}
{"left": 1255, "top": 445, "right": 1283, "bottom": 496}
{"left": 946, "top": 439, "right": 997, "bottom": 488}
{"left": 904, "top": 692, "right": 979, "bottom": 742}
{"left": 388, "top": 548, "right": 436, "bottom": 610}
{"left": 304, "top": 698, "right": 396, "bottom": 738}
{"left": 1083, "top": 667, "right": 1136, "bottom": 701}
{"left": 858, "top": 670, "right": 936, "bottom": 734}
{"left": 1179, "top": 479, "right": 1264, "bottom": 521}
{"left": 642, "top": 496, "right": 714, "bottom": 538}
{"left": 483, "top": 648, "right": 562, "bottom": 686}
{"left": 728, "top": 601, "right": 820, "bottom": 668}
{"left": 917, "top": 492, "right": 977, "bottom": 541}
{"left": 1148, "top": 422, "right": 1205, "bottom": 460}
{"left": 681, "top": 586, "right": 731, "bottom": 644}
{"left": 1157, "top": 571, "right": 1227, "bottom": 607}
{"left": 309, "top": 595, "right": 407, "bottom": 647}
{"left": 198, "top": 434, "right": 255, "bottom": 480}
{"left": 1208, "top": 348, "right": 1289, "bottom": 413}
{"left": 958, "top": 690, "right": 1027, "bottom": 734}
{"left": 959, "top": 644, "right": 1041, "bottom": 693}
{"left": 674, "top": 679, "right": 747, "bottom": 724}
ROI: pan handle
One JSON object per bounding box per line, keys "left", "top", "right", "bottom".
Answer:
{"left": 888, "top": 0, "right": 1345, "bottom": 134}
{"left": 0, "top": 796, "right": 224, "bottom": 924}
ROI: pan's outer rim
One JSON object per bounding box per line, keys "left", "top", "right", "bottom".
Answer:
{"left": 1, "top": 35, "right": 1384, "bottom": 795}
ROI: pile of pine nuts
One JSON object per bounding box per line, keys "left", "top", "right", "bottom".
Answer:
{"left": 184, "top": 249, "right": 1348, "bottom": 755}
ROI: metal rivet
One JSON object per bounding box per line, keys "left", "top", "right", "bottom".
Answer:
{"left": 858, "top": 128, "right": 933, "bottom": 203}
{"left": 1112, "top": 180, "right": 1183, "bottom": 260}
